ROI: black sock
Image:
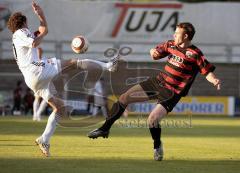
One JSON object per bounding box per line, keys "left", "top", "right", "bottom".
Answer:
{"left": 99, "top": 101, "right": 127, "bottom": 131}
{"left": 149, "top": 124, "right": 161, "bottom": 149}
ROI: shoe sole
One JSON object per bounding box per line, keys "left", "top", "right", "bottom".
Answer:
{"left": 88, "top": 133, "right": 109, "bottom": 139}
{"left": 89, "top": 135, "right": 109, "bottom": 139}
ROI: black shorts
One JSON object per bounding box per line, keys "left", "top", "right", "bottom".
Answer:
{"left": 139, "top": 77, "right": 181, "bottom": 112}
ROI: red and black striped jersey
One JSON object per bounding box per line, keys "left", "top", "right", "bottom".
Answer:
{"left": 155, "top": 40, "right": 215, "bottom": 96}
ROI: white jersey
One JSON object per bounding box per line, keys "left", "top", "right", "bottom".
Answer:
{"left": 12, "top": 28, "right": 61, "bottom": 101}
{"left": 12, "top": 28, "right": 40, "bottom": 75}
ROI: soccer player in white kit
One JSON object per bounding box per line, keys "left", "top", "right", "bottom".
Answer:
{"left": 7, "top": 1, "right": 118, "bottom": 157}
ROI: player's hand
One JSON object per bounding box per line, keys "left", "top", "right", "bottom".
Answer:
{"left": 213, "top": 78, "right": 221, "bottom": 90}
{"left": 150, "top": 48, "right": 160, "bottom": 59}
{"left": 206, "top": 72, "right": 221, "bottom": 90}
{"left": 32, "top": 1, "right": 44, "bottom": 16}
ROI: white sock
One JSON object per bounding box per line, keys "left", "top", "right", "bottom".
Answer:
{"left": 36, "top": 100, "right": 48, "bottom": 120}
{"left": 41, "top": 112, "right": 60, "bottom": 144}
{"left": 77, "top": 59, "right": 112, "bottom": 71}
{"left": 33, "top": 97, "right": 40, "bottom": 120}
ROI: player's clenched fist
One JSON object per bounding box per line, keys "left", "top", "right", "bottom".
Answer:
{"left": 213, "top": 79, "right": 221, "bottom": 90}
{"left": 150, "top": 48, "right": 160, "bottom": 59}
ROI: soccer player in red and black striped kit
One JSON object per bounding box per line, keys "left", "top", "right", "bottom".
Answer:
{"left": 88, "top": 22, "right": 221, "bottom": 161}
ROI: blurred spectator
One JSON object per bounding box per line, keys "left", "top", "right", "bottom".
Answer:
{"left": 23, "top": 88, "right": 34, "bottom": 115}
{"left": 12, "top": 80, "right": 23, "bottom": 115}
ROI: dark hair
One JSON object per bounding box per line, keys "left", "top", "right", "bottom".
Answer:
{"left": 177, "top": 22, "right": 195, "bottom": 40}
{"left": 7, "top": 12, "right": 27, "bottom": 33}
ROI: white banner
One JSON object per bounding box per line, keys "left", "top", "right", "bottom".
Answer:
{"left": 1, "top": 0, "right": 240, "bottom": 43}
{"left": 1, "top": 1, "right": 240, "bottom": 62}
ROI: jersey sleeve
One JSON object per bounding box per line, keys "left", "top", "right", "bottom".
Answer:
{"left": 14, "top": 29, "right": 34, "bottom": 48}
{"left": 154, "top": 41, "right": 171, "bottom": 59}
{"left": 196, "top": 50, "right": 215, "bottom": 75}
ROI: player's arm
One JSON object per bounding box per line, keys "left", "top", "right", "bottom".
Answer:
{"left": 196, "top": 50, "right": 221, "bottom": 90}
{"left": 206, "top": 72, "right": 221, "bottom": 90}
{"left": 37, "top": 47, "right": 43, "bottom": 60}
{"left": 33, "top": 31, "right": 43, "bottom": 60}
{"left": 32, "top": 1, "right": 48, "bottom": 48}
{"left": 150, "top": 41, "right": 169, "bottom": 60}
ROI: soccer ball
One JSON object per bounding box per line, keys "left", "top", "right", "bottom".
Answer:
{"left": 71, "top": 35, "right": 89, "bottom": 54}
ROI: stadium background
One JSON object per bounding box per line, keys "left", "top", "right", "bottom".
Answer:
{"left": 0, "top": 0, "right": 239, "bottom": 116}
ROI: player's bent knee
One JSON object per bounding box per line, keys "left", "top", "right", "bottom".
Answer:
{"left": 119, "top": 94, "right": 129, "bottom": 105}
{"left": 51, "top": 108, "right": 58, "bottom": 114}
{"left": 147, "top": 115, "right": 159, "bottom": 126}
{"left": 69, "top": 59, "right": 77, "bottom": 66}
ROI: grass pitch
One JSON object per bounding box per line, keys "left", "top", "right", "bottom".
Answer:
{"left": 0, "top": 115, "right": 239, "bottom": 173}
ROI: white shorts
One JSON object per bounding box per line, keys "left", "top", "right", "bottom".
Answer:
{"left": 24, "top": 58, "right": 61, "bottom": 102}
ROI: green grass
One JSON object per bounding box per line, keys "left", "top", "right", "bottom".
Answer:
{"left": 0, "top": 115, "right": 239, "bottom": 173}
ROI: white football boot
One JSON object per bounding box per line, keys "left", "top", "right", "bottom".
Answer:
{"left": 154, "top": 142, "right": 163, "bottom": 161}
{"left": 108, "top": 53, "right": 120, "bottom": 72}
{"left": 35, "top": 137, "right": 51, "bottom": 157}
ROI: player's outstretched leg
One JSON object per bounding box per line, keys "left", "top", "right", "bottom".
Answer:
{"left": 77, "top": 56, "right": 120, "bottom": 72}
{"left": 88, "top": 84, "right": 149, "bottom": 139}
{"left": 60, "top": 55, "right": 121, "bottom": 75}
